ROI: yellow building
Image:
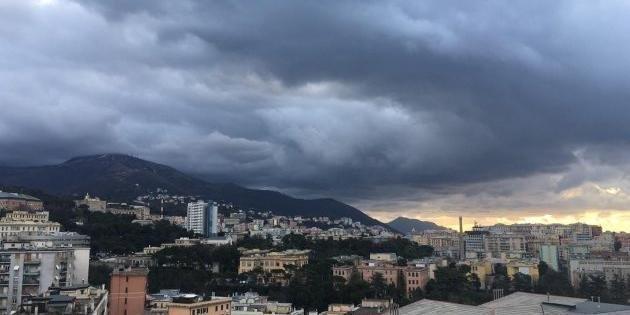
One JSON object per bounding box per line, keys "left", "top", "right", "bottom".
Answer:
{"left": 168, "top": 296, "right": 231, "bottom": 315}
{"left": 468, "top": 260, "right": 493, "bottom": 289}
{"left": 238, "top": 249, "right": 310, "bottom": 273}
{"left": 5, "top": 211, "right": 49, "bottom": 222}
{"left": 506, "top": 260, "right": 540, "bottom": 283}
{"left": 465, "top": 259, "right": 540, "bottom": 289}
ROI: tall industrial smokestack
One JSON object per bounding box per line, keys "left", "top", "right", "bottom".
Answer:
{"left": 160, "top": 199, "right": 164, "bottom": 219}
{"left": 458, "top": 216, "right": 465, "bottom": 261}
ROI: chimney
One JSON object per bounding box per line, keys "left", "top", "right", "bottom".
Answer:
{"left": 459, "top": 216, "right": 463, "bottom": 234}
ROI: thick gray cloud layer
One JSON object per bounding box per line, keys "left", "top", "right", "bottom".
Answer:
{"left": 2, "top": 0, "right": 630, "bottom": 218}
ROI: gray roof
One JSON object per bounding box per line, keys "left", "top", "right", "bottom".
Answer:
{"left": 398, "top": 299, "right": 491, "bottom": 315}
{"left": 0, "top": 191, "right": 41, "bottom": 201}
{"left": 572, "top": 301, "right": 630, "bottom": 314}
{"left": 399, "top": 293, "right": 630, "bottom": 315}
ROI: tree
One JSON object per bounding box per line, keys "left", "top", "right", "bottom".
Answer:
{"left": 370, "top": 272, "right": 387, "bottom": 298}
{"left": 615, "top": 240, "right": 623, "bottom": 252}
{"left": 493, "top": 274, "right": 511, "bottom": 292}
{"left": 608, "top": 274, "right": 628, "bottom": 304}
{"left": 579, "top": 274, "right": 607, "bottom": 300}
{"left": 536, "top": 269, "right": 573, "bottom": 296}
{"left": 425, "top": 264, "right": 492, "bottom": 305}
{"left": 340, "top": 271, "right": 371, "bottom": 305}
{"left": 538, "top": 261, "right": 549, "bottom": 277}
{"left": 470, "top": 273, "right": 482, "bottom": 291}
{"left": 282, "top": 233, "right": 310, "bottom": 250}
{"left": 408, "top": 287, "right": 424, "bottom": 302}
{"left": 494, "top": 263, "right": 508, "bottom": 277}
{"left": 88, "top": 263, "right": 112, "bottom": 288}
{"left": 238, "top": 235, "right": 273, "bottom": 249}
{"left": 512, "top": 272, "right": 533, "bottom": 292}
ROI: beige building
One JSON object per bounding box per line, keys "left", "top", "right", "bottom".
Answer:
{"left": 0, "top": 211, "right": 61, "bottom": 239}
{"left": 74, "top": 193, "right": 107, "bottom": 211}
{"left": 5, "top": 210, "right": 49, "bottom": 222}
{"left": 568, "top": 258, "right": 630, "bottom": 287}
{"left": 332, "top": 257, "right": 430, "bottom": 297}
{"left": 506, "top": 260, "right": 540, "bottom": 282}
{"left": 107, "top": 203, "right": 151, "bottom": 219}
{"left": 238, "top": 249, "right": 310, "bottom": 273}
{"left": 369, "top": 253, "right": 397, "bottom": 262}
{"left": 168, "top": 295, "right": 231, "bottom": 315}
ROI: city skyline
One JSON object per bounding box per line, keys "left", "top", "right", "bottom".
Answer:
{"left": 3, "top": 1, "right": 630, "bottom": 231}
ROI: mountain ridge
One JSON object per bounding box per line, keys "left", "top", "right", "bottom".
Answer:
{"left": 387, "top": 216, "right": 447, "bottom": 234}
{"left": 0, "top": 153, "right": 387, "bottom": 228}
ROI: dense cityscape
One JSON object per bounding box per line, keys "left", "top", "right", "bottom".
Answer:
{"left": 0, "top": 189, "right": 628, "bottom": 314}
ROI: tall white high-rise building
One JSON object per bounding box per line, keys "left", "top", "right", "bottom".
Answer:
{"left": 206, "top": 203, "right": 218, "bottom": 236}
{"left": 185, "top": 200, "right": 218, "bottom": 237}
{"left": 186, "top": 200, "right": 208, "bottom": 235}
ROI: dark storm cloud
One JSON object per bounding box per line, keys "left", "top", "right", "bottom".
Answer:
{"left": 3, "top": 0, "right": 630, "bottom": 206}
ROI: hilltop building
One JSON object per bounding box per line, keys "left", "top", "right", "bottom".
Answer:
{"left": 74, "top": 193, "right": 107, "bottom": 211}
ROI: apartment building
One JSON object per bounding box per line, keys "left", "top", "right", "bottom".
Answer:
{"left": 0, "top": 192, "right": 43, "bottom": 211}
{"left": 185, "top": 201, "right": 218, "bottom": 237}
{"left": 0, "top": 232, "right": 90, "bottom": 313}
{"left": 109, "top": 267, "right": 148, "bottom": 315}
{"left": 20, "top": 284, "right": 109, "bottom": 314}
{"left": 411, "top": 231, "right": 461, "bottom": 258}
{"left": 540, "top": 244, "right": 560, "bottom": 271}
{"left": 332, "top": 256, "right": 430, "bottom": 297}
{"left": 568, "top": 258, "right": 630, "bottom": 288}
{"left": 464, "top": 231, "right": 527, "bottom": 259}
{"left": 238, "top": 249, "right": 310, "bottom": 273}
{"left": 167, "top": 295, "right": 231, "bottom": 315}
{"left": 5, "top": 210, "right": 49, "bottom": 222}
{"left": 485, "top": 234, "right": 527, "bottom": 258}
{"left": 0, "top": 210, "right": 61, "bottom": 239}
{"left": 107, "top": 203, "right": 151, "bottom": 220}
{"left": 231, "top": 291, "right": 304, "bottom": 315}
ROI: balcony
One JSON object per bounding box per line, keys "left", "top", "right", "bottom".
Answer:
{"left": 22, "top": 274, "right": 39, "bottom": 285}
{"left": 24, "top": 259, "right": 40, "bottom": 265}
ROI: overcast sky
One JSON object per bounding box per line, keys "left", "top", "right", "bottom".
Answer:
{"left": 3, "top": 0, "right": 630, "bottom": 230}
